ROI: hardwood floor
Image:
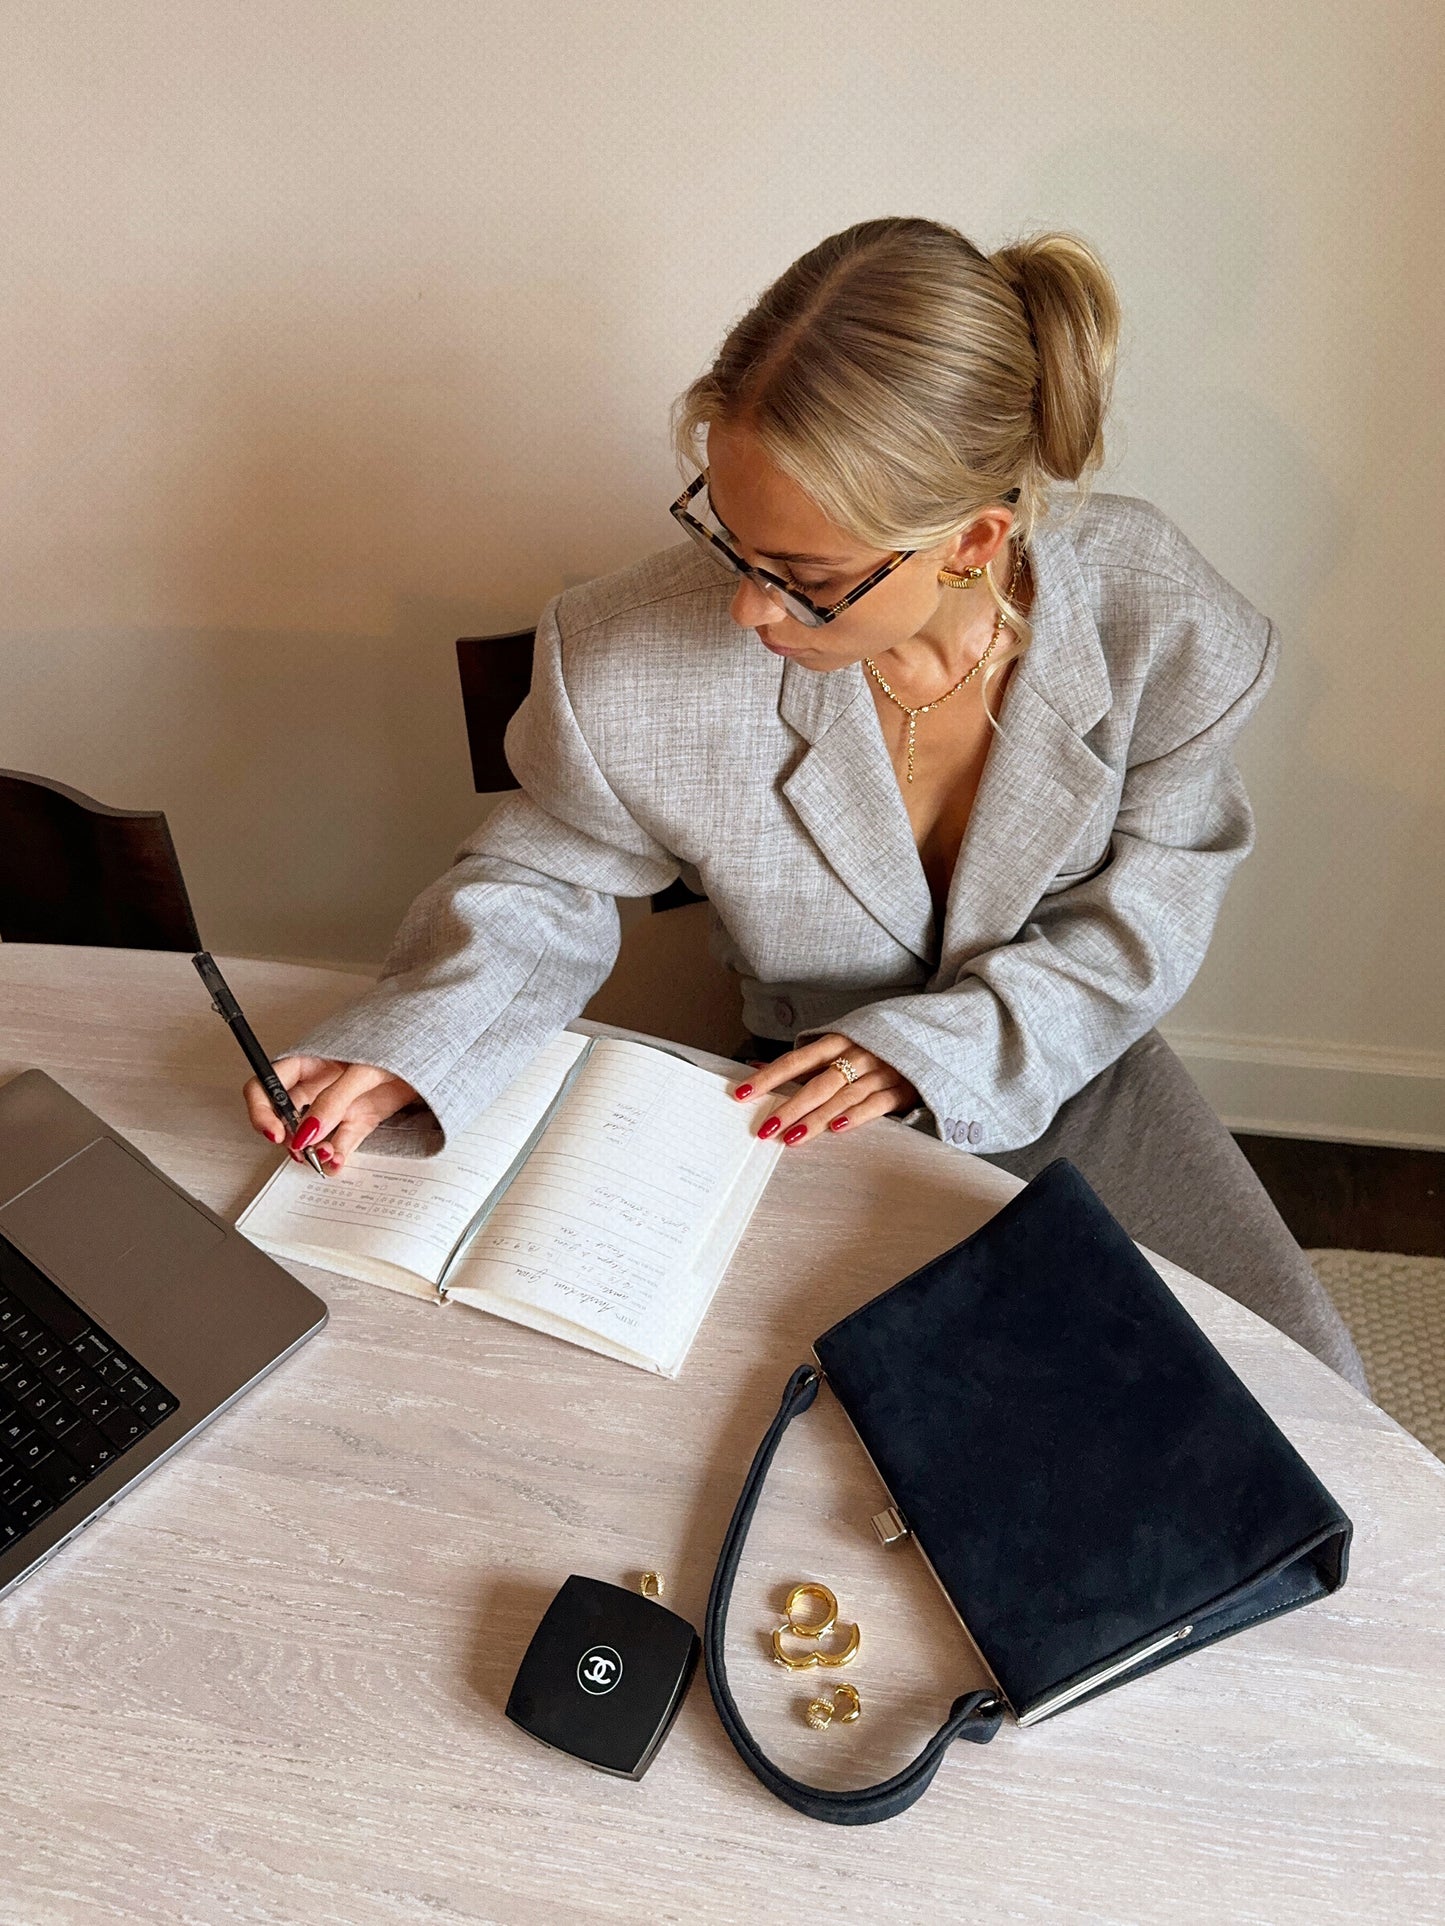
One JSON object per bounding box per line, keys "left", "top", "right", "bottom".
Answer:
{"left": 1233, "top": 1135, "right": 1445, "bottom": 1257}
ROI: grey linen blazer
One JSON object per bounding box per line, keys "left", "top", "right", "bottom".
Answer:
{"left": 280, "top": 487, "right": 1279, "bottom": 1159}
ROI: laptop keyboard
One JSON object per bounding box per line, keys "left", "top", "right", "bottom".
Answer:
{"left": 0, "top": 1230, "right": 179, "bottom": 1553}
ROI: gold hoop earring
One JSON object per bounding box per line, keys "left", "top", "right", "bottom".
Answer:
{"left": 805, "top": 1684, "right": 863, "bottom": 1729}
{"left": 937, "top": 565, "right": 986, "bottom": 588}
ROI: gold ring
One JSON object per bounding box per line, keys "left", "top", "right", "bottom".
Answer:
{"left": 831, "top": 1057, "right": 860, "bottom": 1084}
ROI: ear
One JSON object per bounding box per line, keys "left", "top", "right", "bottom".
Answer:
{"left": 937, "top": 507, "right": 1017, "bottom": 577}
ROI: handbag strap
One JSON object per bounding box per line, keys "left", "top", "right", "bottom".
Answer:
{"left": 704, "top": 1363, "right": 1005, "bottom": 1826}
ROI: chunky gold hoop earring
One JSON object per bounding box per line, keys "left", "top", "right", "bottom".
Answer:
{"left": 937, "top": 565, "right": 986, "bottom": 588}
{"left": 770, "top": 1582, "right": 862, "bottom": 1670}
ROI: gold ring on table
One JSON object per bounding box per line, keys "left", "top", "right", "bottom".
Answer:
{"left": 831, "top": 1057, "right": 861, "bottom": 1085}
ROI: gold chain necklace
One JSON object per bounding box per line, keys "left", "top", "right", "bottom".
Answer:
{"left": 864, "top": 546, "right": 1028, "bottom": 783}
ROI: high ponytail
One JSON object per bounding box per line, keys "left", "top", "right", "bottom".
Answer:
{"left": 989, "top": 232, "right": 1120, "bottom": 493}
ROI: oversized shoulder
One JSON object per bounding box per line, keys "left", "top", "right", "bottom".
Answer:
{"left": 543, "top": 539, "right": 773, "bottom": 732}
{"left": 553, "top": 539, "right": 734, "bottom": 641}
{"left": 1044, "top": 489, "right": 1277, "bottom": 751}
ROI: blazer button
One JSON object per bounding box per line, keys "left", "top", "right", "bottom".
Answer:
{"left": 773, "top": 998, "right": 795, "bottom": 1027}
{"left": 942, "top": 1119, "right": 961, "bottom": 1145}
{"left": 967, "top": 1121, "right": 984, "bottom": 1146}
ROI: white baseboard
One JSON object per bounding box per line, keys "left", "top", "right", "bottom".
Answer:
{"left": 1160, "top": 1025, "right": 1445, "bottom": 1149}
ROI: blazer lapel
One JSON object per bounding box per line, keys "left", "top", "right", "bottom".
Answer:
{"left": 777, "top": 500, "right": 1118, "bottom": 978}
{"left": 779, "top": 659, "right": 937, "bottom": 963}
{"left": 937, "top": 514, "right": 1117, "bottom": 974}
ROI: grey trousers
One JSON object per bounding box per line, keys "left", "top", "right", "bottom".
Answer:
{"left": 975, "top": 1029, "right": 1371, "bottom": 1396}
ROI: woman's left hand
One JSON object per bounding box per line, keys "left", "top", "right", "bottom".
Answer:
{"left": 731, "top": 1034, "right": 921, "bottom": 1146}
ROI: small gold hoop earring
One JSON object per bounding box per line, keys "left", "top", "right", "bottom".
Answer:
{"left": 805, "top": 1684, "right": 863, "bottom": 1729}
{"left": 937, "top": 565, "right": 986, "bottom": 588}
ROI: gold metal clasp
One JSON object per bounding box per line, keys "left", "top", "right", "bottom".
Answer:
{"left": 871, "top": 1506, "right": 909, "bottom": 1546}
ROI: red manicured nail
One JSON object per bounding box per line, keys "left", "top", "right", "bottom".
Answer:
{"left": 316, "top": 1144, "right": 334, "bottom": 1162}
{"left": 758, "top": 1116, "right": 781, "bottom": 1139}
{"left": 782, "top": 1123, "right": 807, "bottom": 1146}
{"left": 293, "top": 1116, "right": 321, "bottom": 1150}
{"left": 733, "top": 1083, "right": 753, "bottom": 1100}
{"left": 828, "top": 1116, "right": 850, "bottom": 1131}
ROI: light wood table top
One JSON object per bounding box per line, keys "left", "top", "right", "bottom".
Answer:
{"left": 1, "top": 944, "right": 1442, "bottom": 1925}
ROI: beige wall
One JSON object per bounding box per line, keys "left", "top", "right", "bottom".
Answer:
{"left": 3, "top": 1, "right": 1441, "bottom": 1144}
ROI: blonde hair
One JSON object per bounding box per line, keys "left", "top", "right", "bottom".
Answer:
{"left": 671, "top": 216, "right": 1121, "bottom": 726}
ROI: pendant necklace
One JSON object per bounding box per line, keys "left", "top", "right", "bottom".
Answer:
{"left": 864, "top": 545, "right": 1028, "bottom": 783}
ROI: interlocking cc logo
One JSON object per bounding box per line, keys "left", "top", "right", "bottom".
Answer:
{"left": 576, "top": 1644, "right": 624, "bottom": 1695}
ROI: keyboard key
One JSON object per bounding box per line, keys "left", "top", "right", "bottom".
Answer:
{"left": 133, "top": 1390, "right": 177, "bottom": 1426}
{"left": 12, "top": 1489, "right": 52, "bottom": 1527}
{"left": 31, "top": 1452, "right": 85, "bottom": 1502}
{"left": 65, "top": 1368, "right": 101, "bottom": 1405}
{"left": 0, "top": 1416, "right": 33, "bottom": 1452}
{"left": 0, "top": 1471, "right": 28, "bottom": 1508}
{"left": 39, "top": 1352, "right": 80, "bottom": 1391}
{"left": 78, "top": 1388, "right": 117, "bottom": 1426}
{"left": 71, "top": 1331, "right": 112, "bottom": 1369}
{"left": 18, "top": 1329, "right": 61, "bottom": 1368}
{"left": 64, "top": 1423, "right": 115, "bottom": 1477}
{"left": 98, "top": 1407, "right": 146, "bottom": 1450}
{"left": 19, "top": 1385, "right": 60, "bottom": 1422}
{"left": 7, "top": 1318, "right": 42, "bottom": 1353}
{"left": 15, "top": 1437, "right": 52, "bottom": 1473}
{"left": 0, "top": 1299, "right": 21, "bottom": 1333}
{"left": 7, "top": 1368, "right": 42, "bottom": 1404}
{"left": 0, "top": 1513, "right": 24, "bottom": 1546}
{"left": 38, "top": 1403, "right": 81, "bottom": 1443}
{"left": 0, "top": 1348, "right": 20, "bottom": 1385}
{"left": 118, "top": 1371, "right": 155, "bottom": 1404}
{"left": 94, "top": 1354, "right": 133, "bottom": 1388}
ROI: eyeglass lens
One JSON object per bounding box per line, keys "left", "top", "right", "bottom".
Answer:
{"left": 685, "top": 483, "right": 824, "bottom": 625}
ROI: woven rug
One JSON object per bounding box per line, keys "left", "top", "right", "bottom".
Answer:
{"left": 1309, "top": 1249, "right": 1445, "bottom": 1461}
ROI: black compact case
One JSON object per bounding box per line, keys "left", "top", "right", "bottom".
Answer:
{"left": 506, "top": 1575, "right": 701, "bottom": 1779}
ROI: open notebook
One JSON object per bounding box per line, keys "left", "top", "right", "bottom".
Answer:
{"left": 235, "top": 1029, "right": 782, "bottom": 1378}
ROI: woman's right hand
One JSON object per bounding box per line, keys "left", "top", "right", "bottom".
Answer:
{"left": 243, "top": 1056, "right": 423, "bottom": 1173}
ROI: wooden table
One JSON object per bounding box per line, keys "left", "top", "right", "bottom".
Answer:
{"left": 2, "top": 944, "right": 1442, "bottom": 1925}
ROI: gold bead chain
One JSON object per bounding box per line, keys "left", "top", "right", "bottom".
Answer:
{"left": 865, "top": 546, "right": 1028, "bottom": 783}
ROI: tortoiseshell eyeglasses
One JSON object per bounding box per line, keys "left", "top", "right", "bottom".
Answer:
{"left": 669, "top": 471, "right": 1020, "bottom": 628}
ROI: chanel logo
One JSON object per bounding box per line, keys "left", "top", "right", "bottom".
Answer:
{"left": 576, "top": 1644, "right": 623, "bottom": 1695}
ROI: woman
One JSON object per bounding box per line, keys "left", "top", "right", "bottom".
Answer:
{"left": 245, "top": 217, "right": 1369, "bottom": 1394}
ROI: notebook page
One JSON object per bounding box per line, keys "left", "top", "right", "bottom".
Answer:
{"left": 235, "top": 1030, "right": 591, "bottom": 1294}
{"left": 447, "top": 1037, "right": 780, "bottom": 1369}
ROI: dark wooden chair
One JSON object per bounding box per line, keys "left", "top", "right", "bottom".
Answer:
{"left": 0, "top": 768, "right": 202, "bottom": 951}
{"left": 455, "top": 632, "right": 703, "bottom": 913}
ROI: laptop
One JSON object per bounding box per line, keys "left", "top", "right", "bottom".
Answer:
{"left": 0, "top": 1066, "right": 328, "bottom": 1600}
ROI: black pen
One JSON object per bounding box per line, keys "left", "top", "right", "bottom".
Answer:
{"left": 192, "top": 951, "right": 326, "bottom": 1174}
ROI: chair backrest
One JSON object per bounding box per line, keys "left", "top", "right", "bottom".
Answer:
{"left": 455, "top": 630, "right": 537, "bottom": 793}
{"left": 0, "top": 768, "right": 202, "bottom": 951}
{"left": 454, "top": 631, "right": 704, "bottom": 915}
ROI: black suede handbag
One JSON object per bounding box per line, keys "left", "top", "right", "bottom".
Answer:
{"left": 704, "top": 1157, "right": 1352, "bottom": 1825}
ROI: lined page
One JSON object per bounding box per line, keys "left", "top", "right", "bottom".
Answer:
{"left": 235, "top": 1030, "right": 591, "bottom": 1295}
{"left": 448, "top": 1037, "right": 779, "bottom": 1369}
